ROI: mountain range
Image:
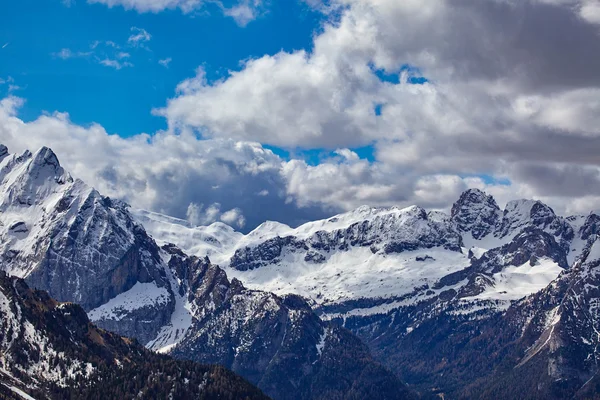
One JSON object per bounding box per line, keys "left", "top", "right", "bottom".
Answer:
{"left": 0, "top": 144, "right": 412, "bottom": 400}
{"left": 1, "top": 143, "right": 600, "bottom": 399}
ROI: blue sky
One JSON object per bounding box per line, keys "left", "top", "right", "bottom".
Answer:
{"left": 0, "top": 0, "right": 323, "bottom": 136}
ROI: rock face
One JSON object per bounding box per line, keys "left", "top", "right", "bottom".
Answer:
{"left": 0, "top": 146, "right": 174, "bottom": 344}
{"left": 0, "top": 271, "right": 269, "bottom": 400}
{"left": 356, "top": 234, "right": 600, "bottom": 399}
{"left": 451, "top": 188, "right": 502, "bottom": 239}
{"left": 0, "top": 145, "right": 414, "bottom": 400}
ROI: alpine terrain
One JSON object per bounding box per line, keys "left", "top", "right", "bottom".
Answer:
{"left": 0, "top": 144, "right": 413, "bottom": 400}
{"left": 138, "top": 181, "right": 600, "bottom": 398}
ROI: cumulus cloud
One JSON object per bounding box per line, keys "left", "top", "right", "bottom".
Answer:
{"left": 185, "top": 202, "right": 246, "bottom": 228}
{"left": 0, "top": 96, "right": 335, "bottom": 231}
{"left": 221, "top": 0, "right": 266, "bottom": 27}
{"left": 220, "top": 207, "right": 246, "bottom": 228}
{"left": 156, "top": 0, "right": 600, "bottom": 212}
{"left": 3, "top": 93, "right": 599, "bottom": 227}
{"left": 161, "top": 0, "right": 600, "bottom": 149}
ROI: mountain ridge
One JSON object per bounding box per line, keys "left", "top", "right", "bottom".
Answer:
{"left": 137, "top": 185, "right": 600, "bottom": 398}
{"left": 0, "top": 144, "right": 414, "bottom": 400}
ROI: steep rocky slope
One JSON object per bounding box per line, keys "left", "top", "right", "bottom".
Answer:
{"left": 0, "top": 271, "right": 268, "bottom": 400}
{"left": 0, "top": 145, "right": 173, "bottom": 344}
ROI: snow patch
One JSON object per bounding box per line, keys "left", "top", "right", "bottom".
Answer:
{"left": 88, "top": 282, "right": 170, "bottom": 322}
{"left": 146, "top": 262, "right": 193, "bottom": 352}
{"left": 465, "top": 257, "right": 563, "bottom": 302}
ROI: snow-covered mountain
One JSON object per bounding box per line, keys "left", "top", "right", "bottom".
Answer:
{"left": 0, "top": 145, "right": 413, "bottom": 400}
{"left": 138, "top": 187, "right": 589, "bottom": 318}
{"left": 6, "top": 143, "right": 600, "bottom": 398}
{"left": 351, "top": 215, "right": 600, "bottom": 398}
{"left": 136, "top": 184, "right": 600, "bottom": 398}
{"left": 0, "top": 145, "right": 175, "bottom": 344}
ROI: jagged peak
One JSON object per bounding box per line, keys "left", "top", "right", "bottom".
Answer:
{"left": 0, "top": 144, "right": 8, "bottom": 160}
{"left": 580, "top": 212, "right": 600, "bottom": 240}
{"left": 451, "top": 189, "right": 501, "bottom": 239}
{"left": 24, "top": 146, "right": 72, "bottom": 185}
{"left": 400, "top": 204, "right": 428, "bottom": 219}
{"left": 451, "top": 188, "right": 500, "bottom": 217}
{"left": 428, "top": 210, "right": 451, "bottom": 223}
{"left": 28, "top": 146, "right": 60, "bottom": 172}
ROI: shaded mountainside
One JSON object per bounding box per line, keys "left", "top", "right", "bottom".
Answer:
{"left": 163, "top": 246, "right": 415, "bottom": 400}
{"left": 345, "top": 227, "right": 600, "bottom": 399}
{"left": 0, "top": 271, "right": 268, "bottom": 400}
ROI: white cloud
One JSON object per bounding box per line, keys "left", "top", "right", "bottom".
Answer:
{"left": 221, "top": 0, "right": 265, "bottom": 27}
{"left": 186, "top": 202, "right": 225, "bottom": 226}
{"left": 3, "top": 94, "right": 600, "bottom": 229}
{"left": 88, "top": 0, "right": 203, "bottom": 13}
{"left": 159, "top": 57, "right": 172, "bottom": 68}
{"left": 580, "top": 0, "right": 600, "bottom": 24}
{"left": 55, "top": 30, "right": 149, "bottom": 70}
{"left": 0, "top": 77, "right": 22, "bottom": 94}
{"left": 154, "top": 0, "right": 600, "bottom": 212}
{"left": 127, "top": 27, "right": 151, "bottom": 47}
{"left": 0, "top": 96, "right": 332, "bottom": 230}
{"left": 52, "top": 48, "right": 93, "bottom": 59}
{"left": 99, "top": 58, "right": 134, "bottom": 69}
{"left": 186, "top": 202, "right": 246, "bottom": 228}
{"left": 220, "top": 208, "right": 246, "bottom": 228}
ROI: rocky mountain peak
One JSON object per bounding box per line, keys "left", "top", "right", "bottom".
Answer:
{"left": 0, "top": 144, "right": 8, "bottom": 161}
{"left": 403, "top": 204, "right": 428, "bottom": 220}
{"left": 451, "top": 188, "right": 501, "bottom": 239}
{"left": 580, "top": 212, "right": 600, "bottom": 241}
{"left": 503, "top": 199, "right": 554, "bottom": 222}
{"left": 26, "top": 146, "right": 70, "bottom": 184}
{"left": 497, "top": 199, "right": 562, "bottom": 239}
